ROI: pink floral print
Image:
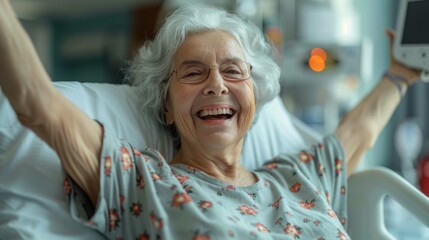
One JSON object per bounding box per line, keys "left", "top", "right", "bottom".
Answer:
{"left": 299, "top": 199, "right": 316, "bottom": 209}
{"left": 299, "top": 151, "right": 313, "bottom": 163}
{"left": 340, "top": 217, "right": 346, "bottom": 225}
{"left": 314, "top": 220, "right": 322, "bottom": 226}
{"left": 130, "top": 202, "right": 142, "bottom": 217}
{"left": 340, "top": 186, "right": 346, "bottom": 195}
{"left": 275, "top": 217, "right": 284, "bottom": 225}
{"left": 224, "top": 185, "right": 236, "bottom": 191}
{"left": 132, "top": 147, "right": 142, "bottom": 157}
{"left": 108, "top": 208, "right": 120, "bottom": 231}
{"left": 104, "top": 156, "right": 112, "bottom": 176}
{"left": 120, "top": 195, "right": 125, "bottom": 214}
{"left": 120, "top": 147, "right": 133, "bottom": 171}
{"left": 199, "top": 200, "right": 213, "bottom": 212}
{"left": 255, "top": 222, "right": 269, "bottom": 232}
{"left": 171, "top": 192, "right": 192, "bottom": 208}
{"left": 337, "top": 230, "right": 348, "bottom": 240}
{"left": 136, "top": 233, "right": 150, "bottom": 240}
{"left": 335, "top": 159, "right": 343, "bottom": 176}
{"left": 264, "top": 163, "right": 278, "bottom": 169}
{"left": 175, "top": 174, "right": 190, "bottom": 184}
{"left": 192, "top": 232, "right": 211, "bottom": 240}
{"left": 268, "top": 197, "right": 283, "bottom": 210}
{"left": 284, "top": 223, "right": 302, "bottom": 239}
{"left": 290, "top": 182, "right": 301, "bottom": 193}
{"left": 151, "top": 172, "right": 161, "bottom": 181}
{"left": 149, "top": 212, "right": 164, "bottom": 229}
{"left": 318, "top": 164, "right": 325, "bottom": 176}
{"left": 137, "top": 175, "right": 145, "bottom": 189}
{"left": 325, "top": 192, "right": 331, "bottom": 205}
{"left": 328, "top": 209, "right": 337, "bottom": 219}
{"left": 237, "top": 205, "right": 257, "bottom": 215}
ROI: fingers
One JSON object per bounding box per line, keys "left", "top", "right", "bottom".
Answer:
{"left": 384, "top": 29, "right": 422, "bottom": 82}
{"left": 385, "top": 29, "right": 395, "bottom": 47}
{"left": 385, "top": 29, "right": 396, "bottom": 64}
{"left": 385, "top": 29, "right": 395, "bottom": 37}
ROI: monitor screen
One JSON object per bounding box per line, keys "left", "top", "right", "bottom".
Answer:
{"left": 401, "top": 0, "right": 429, "bottom": 44}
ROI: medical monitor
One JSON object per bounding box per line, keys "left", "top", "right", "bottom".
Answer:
{"left": 394, "top": 0, "right": 429, "bottom": 80}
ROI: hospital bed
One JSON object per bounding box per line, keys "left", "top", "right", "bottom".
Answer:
{"left": 1, "top": 82, "right": 428, "bottom": 239}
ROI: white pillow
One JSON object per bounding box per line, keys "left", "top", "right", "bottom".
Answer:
{"left": 0, "top": 82, "right": 320, "bottom": 239}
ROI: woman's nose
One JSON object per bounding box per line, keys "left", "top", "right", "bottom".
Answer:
{"left": 203, "top": 68, "right": 229, "bottom": 96}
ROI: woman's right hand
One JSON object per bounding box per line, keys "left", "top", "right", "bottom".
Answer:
{"left": 0, "top": 1, "right": 103, "bottom": 206}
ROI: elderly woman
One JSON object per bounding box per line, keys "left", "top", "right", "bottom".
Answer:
{"left": 0, "top": 2, "right": 421, "bottom": 239}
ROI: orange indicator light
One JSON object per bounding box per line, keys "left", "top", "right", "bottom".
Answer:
{"left": 309, "top": 47, "right": 328, "bottom": 72}
{"left": 309, "top": 55, "right": 326, "bottom": 72}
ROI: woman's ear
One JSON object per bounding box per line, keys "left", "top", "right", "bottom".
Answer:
{"left": 165, "top": 102, "right": 174, "bottom": 125}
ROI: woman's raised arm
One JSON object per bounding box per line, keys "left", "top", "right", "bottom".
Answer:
{"left": 0, "top": 0, "right": 102, "bottom": 205}
{"left": 336, "top": 30, "right": 421, "bottom": 176}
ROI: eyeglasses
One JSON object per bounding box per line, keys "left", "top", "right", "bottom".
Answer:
{"left": 170, "top": 60, "right": 253, "bottom": 84}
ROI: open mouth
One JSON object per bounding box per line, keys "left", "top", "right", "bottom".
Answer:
{"left": 198, "top": 108, "right": 235, "bottom": 120}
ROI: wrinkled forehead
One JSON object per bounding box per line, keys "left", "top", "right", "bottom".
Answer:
{"left": 172, "top": 30, "right": 248, "bottom": 67}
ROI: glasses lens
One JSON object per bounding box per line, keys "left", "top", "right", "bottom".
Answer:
{"left": 220, "top": 61, "right": 250, "bottom": 80}
{"left": 176, "top": 61, "right": 251, "bottom": 83}
{"left": 177, "top": 63, "right": 208, "bottom": 83}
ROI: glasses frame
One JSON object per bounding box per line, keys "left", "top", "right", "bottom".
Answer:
{"left": 168, "top": 61, "right": 253, "bottom": 84}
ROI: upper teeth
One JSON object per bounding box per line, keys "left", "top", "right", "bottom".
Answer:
{"left": 199, "top": 108, "right": 233, "bottom": 117}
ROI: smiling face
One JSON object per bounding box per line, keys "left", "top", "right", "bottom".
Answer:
{"left": 165, "top": 30, "right": 255, "bottom": 151}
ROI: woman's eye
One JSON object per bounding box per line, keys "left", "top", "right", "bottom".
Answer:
{"left": 183, "top": 71, "right": 202, "bottom": 78}
{"left": 223, "top": 68, "right": 242, "bottom": 75}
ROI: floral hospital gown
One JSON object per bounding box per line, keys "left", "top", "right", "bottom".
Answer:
{"left": 65, "top": 128, "right": 350, "bottom": 240}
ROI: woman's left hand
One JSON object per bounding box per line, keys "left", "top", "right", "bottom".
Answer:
{"left": 386, "top": 29, "right": 422, "bottom": 85}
